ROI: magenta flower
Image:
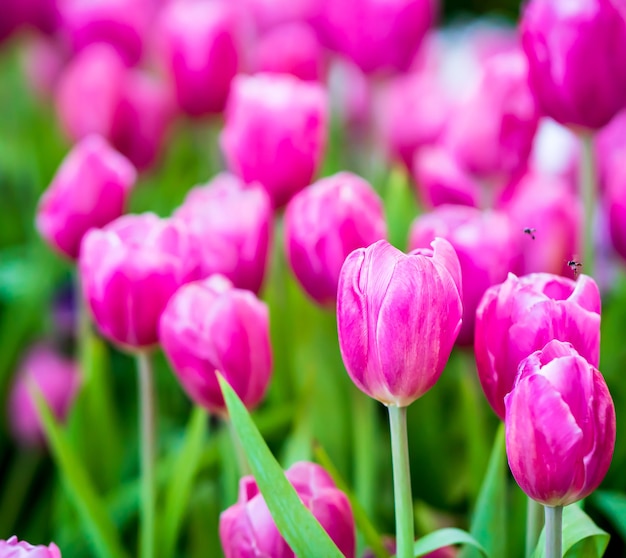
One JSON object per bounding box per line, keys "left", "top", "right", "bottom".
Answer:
{"left": 521, "top": 0, "right": 626, "bottom": 129}
{"left": 79, "top": 213, "right": 197, "bottom": 350}
{"left": 220, "top": 73, "right": 328, "bottom": 208}
{"left": 337, "top": 239, "right": 462, "bottom": 407}
{"left": 159, "top": 275, "right": 272, "bottom": 416}
{"left": 285, "top": 172, "right": 387, "bottom": 307}
{"left": 0, "top": 536, "right": 61, "bottom": 558}
{"left": 505, "top": 340, "right": 615, "bottom": 506}
{"left": 605, "top": 144, "right": 626, "bottom": 262}
{"left": 475, "top": 272, "right": 601, "bottom": 420}
{"left": 220, "top": 462, "right": 355, "bottom": 558}
{"left": 36, "top": 135, "right": 136, "bottom": 260}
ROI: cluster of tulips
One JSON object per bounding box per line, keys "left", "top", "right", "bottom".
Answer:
{"left": 1, "top": 0, "right": 626, "bottom": 556}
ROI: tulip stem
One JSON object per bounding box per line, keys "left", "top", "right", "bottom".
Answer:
{"left": 388, "top": 405, "right": 414, "bottom": 558}
{"left": 580, "top": 132, "right": 596, "bottom": 277}
{"left": 544, "top": 505, "right": 563, "bottom": 558}
{"left": 136, "top": 351, "right": 156, "bottom": 558}
{"left": 526, "top": 497, "right": 544, "bottom": 558}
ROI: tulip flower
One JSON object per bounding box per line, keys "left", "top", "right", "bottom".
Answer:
{"left": 505, "top": 339, "right": 615, "bottom": 507}
{"left": 174, "top": 173, "right": 272, "bottom": 294}
{"left": 475, "top": 272, "right": 601, "bottom": 420}
{"left": 0, "top": 0, "right": 58, "bottom": 43}
{"left": 219, "top": 461, "right": 355, "bottom": 558}
{"left": 36, "top": 135, "right": 136, "bottom": 260}
{"left": 159, "top": 275, "right": 272, "bottom": 416}
{"left": 21, "top": 36, "right": 67, "bottom": 100}
{"left": 79, "top": 213, "right": 197, "bottom": 350}
{"left": 220, "top": 73, "right": 328, "bottom": 208}
{"left": 285, "top": 172, "right": 386, "bottom": 307}
{"left": 521, "top": 0, "right": 626, "bottom": 130}
{"left": 605, "top": 145, "right": 626, "bottom": 262}
{"left": 0, "top": 537, "right": 61, "bottom": 558}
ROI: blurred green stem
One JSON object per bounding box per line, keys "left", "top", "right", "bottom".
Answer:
{"left": 526, "top": 497, "right": 544, "bottom": 558}
{"left": 544, "top": 505, "right": 563, "bottom": 558}
{"left": 353, "top": 391, "right": 377, "bottom": 520}
{"left": 580, "top": 133, "right": 596, "bottom": 276}
{"left": 388, "top": 405, "right": 414, "bottom": 558}
{"left": 227, "top": 417, "right": 251, "bottom": 477}
{"left": 136, "top": 351, "right": 156, "bottom": 558}
{"left": 0, "top": 450, "right": 40, "bottom": 534}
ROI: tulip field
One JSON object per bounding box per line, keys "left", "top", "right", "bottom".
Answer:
{"left": 3, "top": 0, "right": 626, "bottom": 557}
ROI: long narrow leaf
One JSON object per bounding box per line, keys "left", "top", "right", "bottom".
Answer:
{"left": 413, "top": 528, "right": 488, "bottom": 557}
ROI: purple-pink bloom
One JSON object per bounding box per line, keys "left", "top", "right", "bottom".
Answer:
{"left": 605, "top": 144, "right": 626, "bottom": 262}
{"left": 0, "top": 536, "right": 62, "bottom": 558}
{"left": 505, "top": 340, "right": 615, "bottom": 506}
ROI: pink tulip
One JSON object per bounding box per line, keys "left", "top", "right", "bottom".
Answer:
{"left": 505, "top": 340, "right": 615, "bottom": 506}
{"left": 0, "top": 0, "right": 58, "bottom": 43}
{"left": 475, "top": 272, "right": 601, "bottom": 420}
{"left": 21, "top": 36, "right": 67, "bottom": 100}
{"left": 220, "top": 462, "right": 355, "bottom": 558}
{"left": 237, "top": 0, "right": 319, "bottom": 32}
{"left": 220, "top": 73, "right": 328, "bottom": 208}
{"left": 285, "top": 172, "right": 386, "bottom": 307}
{"left": 79, "top": 213, "right": 197, "bottom": 350}
{"left": 36, "top": 135, "right": 136, "bottom": 260}
{"left": 0, "top": 536, "right": 62, "bottom": 558}
{"left": 521, "top": 0, "right": 626, "bottom": 129}
{"left": 8, "top": 345, "right": 81, "bottom": 448}
{"left": 159, "top": 275, "right": 272, "bottom": 415}
{"left": 409, "top": 205, "right": 521, "bottom": 346}
{"left": 596, "top": 109, "right": 626, "bottom": 187}
{"left": 605, "top": 145, "right": 626, "bottom": 262}
{"left": 174, "top": 173, "right": 272, "bottom": 294}
{"left": 337, "top": 239, "right": 462, "bottom": 407}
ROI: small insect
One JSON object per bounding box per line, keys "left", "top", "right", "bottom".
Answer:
{"left": 567, "top": 260, "right": 583, "bottom": 275}
{"left": 523, "top": 227, "right": 536, "bottom": 240}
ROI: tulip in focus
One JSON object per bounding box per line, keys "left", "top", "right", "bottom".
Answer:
{"left": 8, "top": 345, "right": 81, "bottom": 448}
{"left": 475, "top": 272, "right": 601, "bottom": 420}
{"left": 0, "top": 536, "right": 61, "bottom": 558}
{"left": 219, "top": 461, "right": 355, "bottom": 558}
{"left": 337, "top": 239, "right": 462, "bottom": 407}
{"left": 220, "top": 73, "right": 328, "bottom": 208}
{"left": 285, "top": 172, "right": 386, "bottom": 306}
{"left": 36, "top": 135, "right": 136, "bottom": 260}
{"left": 505, "top": 340, "right": 615, "bottom": 506}
{"left": 79, "top": 213, "right": 197, "bottom": 350}
{"left": 159, "top": 275, "right": 272, "bottom": 416}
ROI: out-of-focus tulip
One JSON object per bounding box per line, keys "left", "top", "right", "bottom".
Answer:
{"left": 159, "top": 275, "right": 272, "bottom": 415}
{"left": 327, "top": 58, "right": 371, "bottom": 135}
{"left": 529, "top": 119, "right": 579, "bottom": 181}
{"left": 0, "top": 536, "right": 62, "bottom": 558}
{"left": 505, "top": 340, "right": 615, "bottom": 506}
{"left": 154, "top": 0, "right": 240, "bottom": 117}
{"left": 22, "top": 36, "right": 67, "bottom": 100}
{"left": 220, "top": 73, "right": 328, "bottom": 208}
{"left": 174, "top": 173, "right": 272, "bottom": 294}
{"left": 79, "top": 213, "right": 196, "bottom": 350}
{"left": 409, "top": 205, "right": 520, "bottom": 346}
{"left": 237, "top": 0, "right": 319, "bottom": 32}
{"left": 36, "top": 135, "right": 136, "bottom": 260}
{"left": 0, "top": 0, "right": 58, "bottom": 43}
{"left": 596, "top": 109, "right": 626, "bottom": 187}
{"left": 8, "top": 345, "right": 81, "bottom": 448}
{"left": 220, "top": 461, "right": 355, "bottom": 558}
{"left": 521, "top": 0, "right": 626, "bottom": 130}
{"left": 605, "top": 146, "right": 626, "bottom": 262}
{"left": 475, "top": 272, "right": 601, "bottom": 420}
{"left": 337, "top": 239, "right": 462, "bottom": 407}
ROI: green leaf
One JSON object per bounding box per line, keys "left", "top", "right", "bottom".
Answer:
{"left": 591, "top": 490, "right": 626, "bottom": 542}
{"left": 218, "top": 373, "right": 344, "bottom": 558}
{"left": 413, "top": 528, "right": 488, "bottom": 557}
{"left": 31, "top": 385, "right": 130, "bottom": 558}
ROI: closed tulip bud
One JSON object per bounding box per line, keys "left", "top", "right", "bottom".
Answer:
{"left": 285, "top": 172, "right": 387, "bottom": 306}
{"left": 159, "top": 275, "right": 272, "bottom": 415}
{"left": 36, "top": 135, "right": 136, "bottom": 260}
{"left": 0, "top": 537, "right": 61, "bottom": 558}
{"left": 174, "top": 173, "right": 272, "bottom": 294}
{"left": 337, "top": 239, "right": 462, "bottom": 407}
{"left": 475, "top": 272, "right": 601, "bottom": 420}
{"left": 521, "top": 0, "right": 626, "bottom": 130}
{"left": 505, "top": 340, "right": 615, "bottom": 506}
{"left": 79, "top": 213, "right": 197, "bottom": 350}
{"left": 220, "top": 461, "right": 355, "bottom": 558}
{"left": 220, "top": 73, "right": 328, "bottom": 208}
{"left": 409, "top": 206, "right": 521, "bottom": 346}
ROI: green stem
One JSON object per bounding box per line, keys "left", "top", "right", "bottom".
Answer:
{"left": 526, "top": 497, "right": 544, "bottom": 558}
{"left": 388, "top": 405, "right": 414, "bottom": 558}
{"left": 0, "top": 450, "right": 41, "bottom": 533}
{"left": 545, "top": 505, "right": 563, "bottom": 558}
{"left": 136, "top": 351, "right": 156, "bottom": 558}
{"left": 353, "top": 391, "right": 377, "bottom": 519}
{"left": 227, "top": 417, "right": 251, "bottom": 477}
{"left": 580, "top": 133, "right": 596, "bottom": 277}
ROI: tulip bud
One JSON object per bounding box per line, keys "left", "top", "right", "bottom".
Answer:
{"left": 285, "top": 172, "right": 386, "bottom": 306}
{"left": 409, "top": 205, "right": 521, "bottom": 346}
{"left": 36, "top": 135, "right": 136, "bottom": 260}
{"left": 79, "top": 213, "right": 197, "bottom": 350}
{"left": 219, "top": 461, "right": 355, "bottom": 558}
{"left": 220, "top": 73, "right": 328, "bottom": 208}
{"left": 0, "top": 536, "right": 62, "bottom": 558}
{"left": 505, "top": 340, "right": 615, "bottom": 506}
{"left": 475, "top": 272, "right": 601, "bottom": 420}
{"left": 174, "top": 173, "right": 272, "bottom": 294}
{"left": 8, "top": 345, "right": 81, "bottom": 448}
{"left": 337, "top": 239, "right": 462, "bottom": 407}
{"left": 159, "top": 275, "right": 272, "bottom": 415}
{"left": 521, "top": 0, "right": 626, "bottom": 130}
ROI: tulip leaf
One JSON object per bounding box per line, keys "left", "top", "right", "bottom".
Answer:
{"left": 31, "top": 385, "right": 131, "bottom": 558}
{"left": 218, "top": 373, "right": 344, "bottom": 558}
{"left": 412, "top": 528, "right": 488, "bottom": 557}
{"left": 590, "top": 490, "right": 626, "bottom": 541}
